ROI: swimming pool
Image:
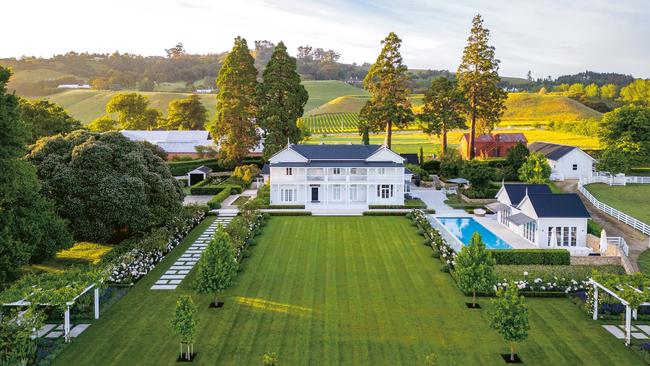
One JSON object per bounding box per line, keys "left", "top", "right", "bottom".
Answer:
{"left": 436, "top": 217, "right": 513, "bottom": 250}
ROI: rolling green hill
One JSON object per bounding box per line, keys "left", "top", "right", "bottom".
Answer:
{"left": 502, "top": 93, "right": 602, "bottom": 122}
{"left": 301, "top": 80, "right": 369, "bottom": 113}
{"left": 43, "top": 90, "right": 218, "bottom": 124}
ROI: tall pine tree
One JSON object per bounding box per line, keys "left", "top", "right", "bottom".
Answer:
{"left": 456, "top": 15, "right": 507, "bottom": 159}
{"left": 360, "top": 32, "right": 413, "bottom": 148}
{"left": 256, "top": 41, "right": 308, "bottom": 158}
{"left": 0, "top": 67, "right": 72, "bottom": 284}
{"left": 420, "top": 77, "right": 467, "bottom": 155}
{"left": 211, "top": 37, "right": 259, "bottom": 165}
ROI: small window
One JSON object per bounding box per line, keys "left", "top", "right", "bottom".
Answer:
{"left": 286, "top": 168, "right": 293, "bottom": 175}
{"left": 332, "top": 168, "right": 341, "bottom": 175}
{"left": 377, "top": 168, "right": 386, "bottom": 175}
{"left": 572, "top": 164, "right": 578, "bottom": 171}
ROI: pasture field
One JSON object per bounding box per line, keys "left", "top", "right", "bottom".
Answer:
{"left": 302, "top": 80, "right": 369, "bottom": 113}
{"left": 52, "top": 217, "right": 642, "bottom": 365}
{"left": 305, "top": 129, "right": 600, "bottom": 155}
{"left": 584, "top": 184, "right": 650, "bottom": 224}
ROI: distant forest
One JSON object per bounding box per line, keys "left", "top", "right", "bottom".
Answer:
{"left": 0, "top": 42, "right": 639, "bottom": 96}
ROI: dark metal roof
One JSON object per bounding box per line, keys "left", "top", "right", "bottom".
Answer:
{"left": 290, "top": 144, "right": 383, "bottom": 160}
{"left": 528, "top": 142, "right": 577, "bottom": 160}
{"left": 270, "top": 161, "right": 403, "bottom": 168}
{"left": 526, "top": 193, "right": 590, "bottom": 218}
{"left": 260, "top": 164, "right": 270, "bottom": 175}
{"left": 502, "top": 184, "right": 552, "bottom": 206}
{"left": 400, "top": 153, "right": 419, "bottom": 165}
{"left": 404, "top": 168, "right": 413, "bottom": 174}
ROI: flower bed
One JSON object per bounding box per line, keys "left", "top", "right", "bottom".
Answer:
{"left": 106, "top": 208, "right": 206, "bottom": 285}
{"left": 408, "top": 209, "right": 456, "bottom": 270}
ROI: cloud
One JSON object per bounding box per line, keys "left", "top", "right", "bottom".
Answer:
{"left": 2, "top": 0, "right": 648, "bottom": 78}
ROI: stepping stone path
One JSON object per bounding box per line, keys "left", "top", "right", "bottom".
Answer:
{"left": 151, "top": 214, "right": 236, "bottom": 290}
{"left": 602, "top": 324, "right": 650, "bottom": 340}
{"left": 35, "top": 323, "right": 90, "bottom": 339}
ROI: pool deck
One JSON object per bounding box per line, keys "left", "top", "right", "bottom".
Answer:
{"left": 474, "top": 215, "right": 536, "bottom": 250}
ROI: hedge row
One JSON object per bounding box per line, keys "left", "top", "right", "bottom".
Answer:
{"left": 362, "top": 211, "right": 408, "bottom": 216}
{"left": 268, "top": 211, "right": 312, "bottom": 216}
{"left": 266, "top": 205, "right": 305, "bottom": 209}
{"left": 207, "top": 185, "right": 242, "bottom": 209}
{"left": 168, "top": 157, "right": 265, "bottom": 176}
{"left": 488, "top": 249, "right": 571, "bottom": 265}
{"left": 190, "top": 177, "right": 226, "bottom": 195}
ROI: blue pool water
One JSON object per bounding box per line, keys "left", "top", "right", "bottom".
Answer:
{"left": 436, "top": 217, "right": 513, "bottom": 250}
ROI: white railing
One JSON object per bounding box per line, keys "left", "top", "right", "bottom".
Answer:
{"left": 578, "top": 179, "right": 650, "bottom": 236}
{"left": 589, "top": 173, "right": 650, "bottom": 186}
{"left": 607, "top": 236, "right": 629, "bottom": 257}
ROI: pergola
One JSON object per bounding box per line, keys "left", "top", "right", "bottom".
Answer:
{"left": 1, "top": 270, "right": 105, "bottom": 343}
{"left": 588, "top": 278, "right": 650, "bottom": 346}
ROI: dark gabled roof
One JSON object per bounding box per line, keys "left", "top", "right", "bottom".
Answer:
{"left": 290, "top": 144, "right": 383, "bottom": 160}
{"left": 404, "top": 168, "right": 413, "bottom": 174}
{"left": 400, "top": 153, "right": 419, "bottom": 165}
{"left": 502, "top": 184, "right": 552, "bottom": 205}
{"left": 528, "top": 142, "right": 577, "bottom": 160}
{"left": 495, "top": 133, "right": 527, "bottom": 143}
{"left": 526, "top": 193, "right": 590, "bottom": 218}
{"left": 260, "top": 164, "right": 270, "bottom": 175}
{"left": 189, "top": 165, "right": 212, "bottom": 174}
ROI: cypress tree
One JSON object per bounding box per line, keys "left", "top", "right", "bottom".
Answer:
{"left": 211, "top": 37, "right": 259, "bottom": 165}
{"left": 360, "top": 32, "right": 413, "bottom": 148}
{"left": 0, "top": 67, "right": 72, "bottom": 284}
{"left": 456, "top": 15, "right": 507, "bottom": 159}
{"left": 256, "top": 41, "right": 308, "bottom": 158}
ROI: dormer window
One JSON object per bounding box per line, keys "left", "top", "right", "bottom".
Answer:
{"left": 286, "top": 168, "right": 293, "bottom": 175}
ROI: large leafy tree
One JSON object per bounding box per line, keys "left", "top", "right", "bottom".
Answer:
{"left": 194, "top": 229, "right": 238, "bottom": 306}
{"left": 161, "top": 94, "right": 208, "bottom": 130}
{"left": 27, "top": 131, "right": 183, "bottom": 242}
{"left": 518, "top": 152, "right": 551, "bottom": 183}
{"left": 455, "top": 232, "right": 496, "bottom": 307}
{"left": 106, "top": 92, "right": 161, "bottom": 130}
{"left": 88, "top": 115, "right": 120, "bottom": 132}
{"left": 256, "top": 41, "right": 308, "bottom": 158}
{"left": 18, "top": 99, "right": 82, "bottom": 142}
{"left": 490, "top": 283, "right": 530, "bottom": 362}
{"left": 0, "top": 67, "right": 73, "bottom": 284}
{"left": 420, "top": 77, "right": 466, "bottom": 154}
{"left": 456, "top": 14, "right": 507, "bottom": 159}
{"left": 600, "top": 105, "right": 650, "bottom": 160}
{"left": 171, "top": 295, "right": 198, "bottom": 361}
{"left": 360, "top": 32, "right": 413, "bottom": 148}
{"left": 211, "top": 36, "right": 260, "bottom": 165}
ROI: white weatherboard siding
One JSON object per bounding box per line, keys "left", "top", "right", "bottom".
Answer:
{"left": 548, "top": 148, "right": 595, "bottom": 181}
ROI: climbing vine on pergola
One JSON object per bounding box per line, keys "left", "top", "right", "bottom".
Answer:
{"left": 589, "top": 272, "right": 650, "bottom": 346}
{"left": 0, "top": 269, "right": 107, "bottom": 342}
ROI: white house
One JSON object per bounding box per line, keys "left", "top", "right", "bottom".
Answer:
{"left": 487, "top": 183, "right": 592, "bottom": 255}
{"left": 262, "top": 144, "right": 412, "bottom": 210}
{"left": 529, "top": 142, "right": 595, "bottom": 181}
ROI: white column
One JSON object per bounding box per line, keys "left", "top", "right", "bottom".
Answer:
{"left": 94, "top": 288, "right": 100, "bottom": 319}
{"left": 64, "top": 306, "right": 71, "bottom": 342}
{"left": 592, "top": 286, "right": 598, "bottom": 320}
{"left": 625, "top": 305, "right": 632, "bottom": 346}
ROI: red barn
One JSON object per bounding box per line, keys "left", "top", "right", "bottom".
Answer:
{"left": 459, "top": 133, "right": 527, "bottom": 159}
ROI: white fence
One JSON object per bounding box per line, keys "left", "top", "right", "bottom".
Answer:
{"left": 578, "top": 179, "right": 650, "bottom": 236}
{"left": 607, "top": 237, "right": 629, "bottom": 257}
{"left": 590, "top": 173, "right": 650, "bottom": 186}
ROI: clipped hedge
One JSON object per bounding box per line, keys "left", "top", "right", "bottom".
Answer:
{"left": 268, "top": 211, "right": 312, "bottom": 216}
{"left": 190, "top": 177, "right": 226, "bottom": 195}
{"left": 207, "top": 185, "right": 240, "bottom": 209}
{"left": 267, "top": 205, "right": 305, "bottom": 209}
{"left": 488, "top": 249, "right": 571, "bottom": 265}
{"left": 168, "top": 157, "right": 265, "bottom": 176}
{"left": 362, "top": 211, "right": 408, "bottom": 216}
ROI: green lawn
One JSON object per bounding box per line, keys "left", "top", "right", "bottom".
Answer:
{"left": 639, "top": 250, "right": 650, "bottom": 275}
{"left": 53, "top": 217, "right": 642, "bottom": 365}
{"left": 585, "top": 183, "right": 650, "bottom": 224}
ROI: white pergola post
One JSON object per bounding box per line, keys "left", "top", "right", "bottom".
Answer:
{"left": 625, "top": 305, "right": 632, "bottom": 346}
{"left": 64, "top": 305, "right": 71, "bottom": 343}
{"left": 592, "top": 285, "right": 599, "bottom": 320}
{"left": 633, "top": 308, "right": 638, "bottom": 320}
{"left": 94, "top": 288, "right": 100, "bottom": 319}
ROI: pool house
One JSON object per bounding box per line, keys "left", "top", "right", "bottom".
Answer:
{"left": 487, "top": 183, "right": 592, "bottom": 255}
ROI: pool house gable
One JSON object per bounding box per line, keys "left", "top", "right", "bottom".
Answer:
{"left": 515, "top": 195, "right": 540, "bottom": 220}
{"left": 494, "top": 185, "right": 512, "bottom": 206}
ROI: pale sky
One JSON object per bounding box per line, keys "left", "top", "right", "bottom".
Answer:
{"left": 4, "top": 0, "right": 650, "bottom": 78}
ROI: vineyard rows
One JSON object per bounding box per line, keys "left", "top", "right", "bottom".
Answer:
{"left": 299, "top": 113, "right": 421, "bottom": 134}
